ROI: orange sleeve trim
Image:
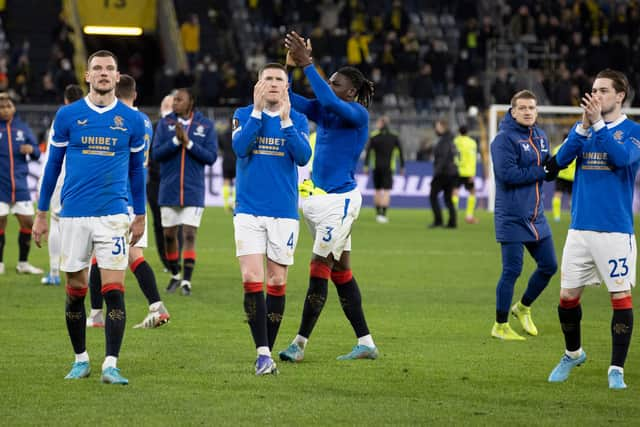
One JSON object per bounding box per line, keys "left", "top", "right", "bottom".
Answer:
{"left": 243, "top": 281, "right": 263, "bottom": 293}
{"left": 102, "top": 282, "right": 125, "bottom": 294}
{"left": 310, "top": 261, "right": 331, "bottom": 279}
{"left": 612, "top": 295, "right": 633, "bottom": 310}
{"left": 266, "top": 283, "right": 286, "bottom": 296}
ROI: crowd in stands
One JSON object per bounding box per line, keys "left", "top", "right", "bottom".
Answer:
{"left": 2, "top": 0, "right": 640, "bottom": 112}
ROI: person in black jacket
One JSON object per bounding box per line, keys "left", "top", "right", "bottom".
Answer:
{"left": 363, "top": 116, "right": 404, "bottom": 223}
{"left": 429, "top": 119, "right": 458, "bottom": 228}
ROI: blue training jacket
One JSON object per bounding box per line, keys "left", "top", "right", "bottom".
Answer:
{"left": 491, "top": 110, "right": 551, "bottom": 243}
{"left": 0, "top": 115, "right": 40, "bottom": 203}
{"left": 152, "top": 110, "right": 217, "bottom": 207}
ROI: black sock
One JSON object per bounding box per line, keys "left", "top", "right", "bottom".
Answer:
{"left": 18, "top": 230, "right": 31, "bottom": 262}
{"left": 132, "top": 259, "right": 161, "bottom": 304}
{"left": 89, "top": 262, "right": 103, "bottom": 310}
{"left": 496, "top": 310, "right": 509, "bottom": 323}
{"left": 334, "top": 275, "right": 370, "bottom": 337}
{"left": 558, "top": 304, "right": 582, "bottom": 352}
{"left": 381, "top": 207, "right": 387, "bottom": 215}
{"left": 103, "top": 287, "right": 126, "bottom": 358}
{"left": 65, "top": 289, "right": 87, "bottom": 354}
{"left": 298, "top": 277, "right": 328, "bottom": 338}
{"left": 375, "top": 206, "right": 381, "bottom": 215}
{"left": 611, "top": 308, "right": 633, "bottom": 368}
{"left": 183, "top": 256, "right": 195, "bottom": 282}
{"left": 0, "top": 232, "right": 5, "bottom": 262}
{"left": 168, "top": 259, "right": 180, "bottom": 276}
{"left": 244, "top": 289, "right": 268, "bottom": 349}
{"left": 266, "top": 285, "right": 286, "bottom": 350}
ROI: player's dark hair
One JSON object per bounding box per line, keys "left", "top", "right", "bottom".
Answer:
{"left": 258, "top": 62, "right": 287, "bottom": 78}
{"left": 116, "top": 74, "right": 136, "bottom": 100}
{"left": 87, "top": 50, "right": 118, "bottom": 68}
{"left": 459, "top": 125, "right": 468, "bottom": 135}
{"left": 64, "top": 84, "right": 84, "bottom": 103}
{"left": 337, "top": 66, "right": 374, "bottom": 108}
{"left": 595, "top": 69, "right": 629, "bottom": 103}
{"left": 510, "top": 89, "right": 537, "bottom": 107}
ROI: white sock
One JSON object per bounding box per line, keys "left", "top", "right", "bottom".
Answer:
{"left": 565, "top": 348, "right": 583, "bottom": 359}
{"left": 75, "top": 351, "right": 89, "bottom": 363}
{"left": 257, "top": 346, "right": 271, "bottom": 357}
{"left": 102, "top": 356, "right": 118, "bottom": 371}
{"left": 149, "top": 301, "right": 163, "bottom": 311}
{"left": 358, "top": 334, "right": 375, "bottom": 348}
{"left": 89, "top": 309, "right": 102, "bottom": 318}
{"left": 294, "top": 335, "right": 308, "bottom": 349}
{"left": 608, "top": 365, "right": 624, "bottom": 374}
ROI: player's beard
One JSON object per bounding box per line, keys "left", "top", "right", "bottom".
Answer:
{"left": 93, "top": 87, "right": 114, "bottom": 96}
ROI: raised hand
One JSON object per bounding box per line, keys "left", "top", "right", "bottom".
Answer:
{"left": 280, "top": 90, "right": 291, "bottom": 122}
{"left": 175, "top": 122, "right": 188, "bottom": 145}
{"left": 284, "top": 31, "right": 312, "bottom": 67}
{"left": 580, "top": 92, "right": 602, "bottom": 125}
{"left": 253, "top": 80, "right": 267, "bottom": 111}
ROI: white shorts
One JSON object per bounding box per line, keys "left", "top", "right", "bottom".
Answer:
{"left": 302, "top": 188, "right": 361, "bottom": 259}
{"left": 234, "top": 214, "right": 299, "bottom": 266}
{"left": 128, "top": 206, "right": 148, "bottom": 248}
{"left": 561, "top": 229, "right": 637, "bottom": 292}
{"left": 161, "top": 206, "right": 204, "bottom": 228}
{"left": 0, "top": 200, "right": 34, "bottom": 216}
{"left": 49, "top": 181, "right": 63, "bottom": 219}
{"left": 59, "top": 214, "right": 130, "bottom": 272}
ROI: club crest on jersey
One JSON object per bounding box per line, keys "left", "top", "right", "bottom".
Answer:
{"left": 16, "top": 130, "right": 25, "bottom": 141}
{"left": 168, "top": 125, "right": 176, "bottom": 131}
{"left": 613, "top": 130, "right": 624, "bottom": 143}
{"left": 110, "top": 115, "right": 127, "bottom": 131}
{"left": 522, "top": 143, "right": 531, "bottom": 152}
{"left": 77, "top": 119, "right": 88, "bottom": 126}
{"left": 193, "top": 125, "right": 206, "bottom": 137}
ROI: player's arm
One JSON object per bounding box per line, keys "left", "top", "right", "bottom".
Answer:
{"left": 151, "top": 119, "right": 181, "bottom": 161}
{"left": 491, "top": 133, "right": 545, "bottom": 185}
{"left": 302, "top": 64, "right": 368, "bottom": 127}
{"left": 186, "top": 122, "right": 218, "bottom": 165}
{"left": 232, "top": 108, "right": 263, "bottom": 158}
{"left": 283, "top": 111, "right": 312, "bottom": 166}
{"left": 288, "top": 87, "right": 321, "bottom": 123}
{"left": 395, "top": 135, "right": 405, "bottom": 171}
{"left": 19, "top": 125, "right": 41, "bottom": 159}
{"left": 591, "top": 121, "right": 640, "bottom": 167}
{"left": 129, "top": 117, "right": 147, "bottom": 216}
{"left": 556, "top": 123, "right": 586, "bottom": 167}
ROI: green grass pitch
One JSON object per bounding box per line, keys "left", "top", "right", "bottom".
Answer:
{"left": 1, "top": 207, "right": 638, "bottom": 425}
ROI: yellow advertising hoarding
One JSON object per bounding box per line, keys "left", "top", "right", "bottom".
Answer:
{"left": 77, "top": 0, "right": 156, "bottom": 32}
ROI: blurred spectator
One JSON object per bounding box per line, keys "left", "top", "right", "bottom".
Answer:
{"left": 412, "top": 64, "right": 434, "bottom": 114}
{"left": 198, "top": 56, "right": 220, "bottom": 107}
{"left": 180, "top": 13, "right": 200, "bottom": 72}
{"left": 491, "top": 67, "right": 514, "bottom": 105}
{"left": 53, "top": 58, "right": 76, "bottom": 95}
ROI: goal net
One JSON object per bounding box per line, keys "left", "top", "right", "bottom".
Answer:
{"left": 487, "top": 104, "right": 640, "bottom": 212}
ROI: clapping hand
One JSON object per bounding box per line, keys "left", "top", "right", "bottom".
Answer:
{"left": 280, "top": 90, "right": 291, "bottom": 122}
{"left": 284, "top": 31, "right": 313, "bottom": 67}
{"left": 175, "top": 122, "right": 188, "bottom": 145}
{"left": 580, "top": 93, "right": 602, "bottom": 125}
{"left": 253, "top": 80, "right": 266, "bottom": 112}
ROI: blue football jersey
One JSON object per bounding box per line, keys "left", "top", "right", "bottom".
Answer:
{"left": 232, "top": 106, "right": 311, "bottom": 219}
{"left": 39, "top": 97, "right": 146, "bottom": 217}
{"left": 557, "top": 115, "right": 640, "bottom": 233}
